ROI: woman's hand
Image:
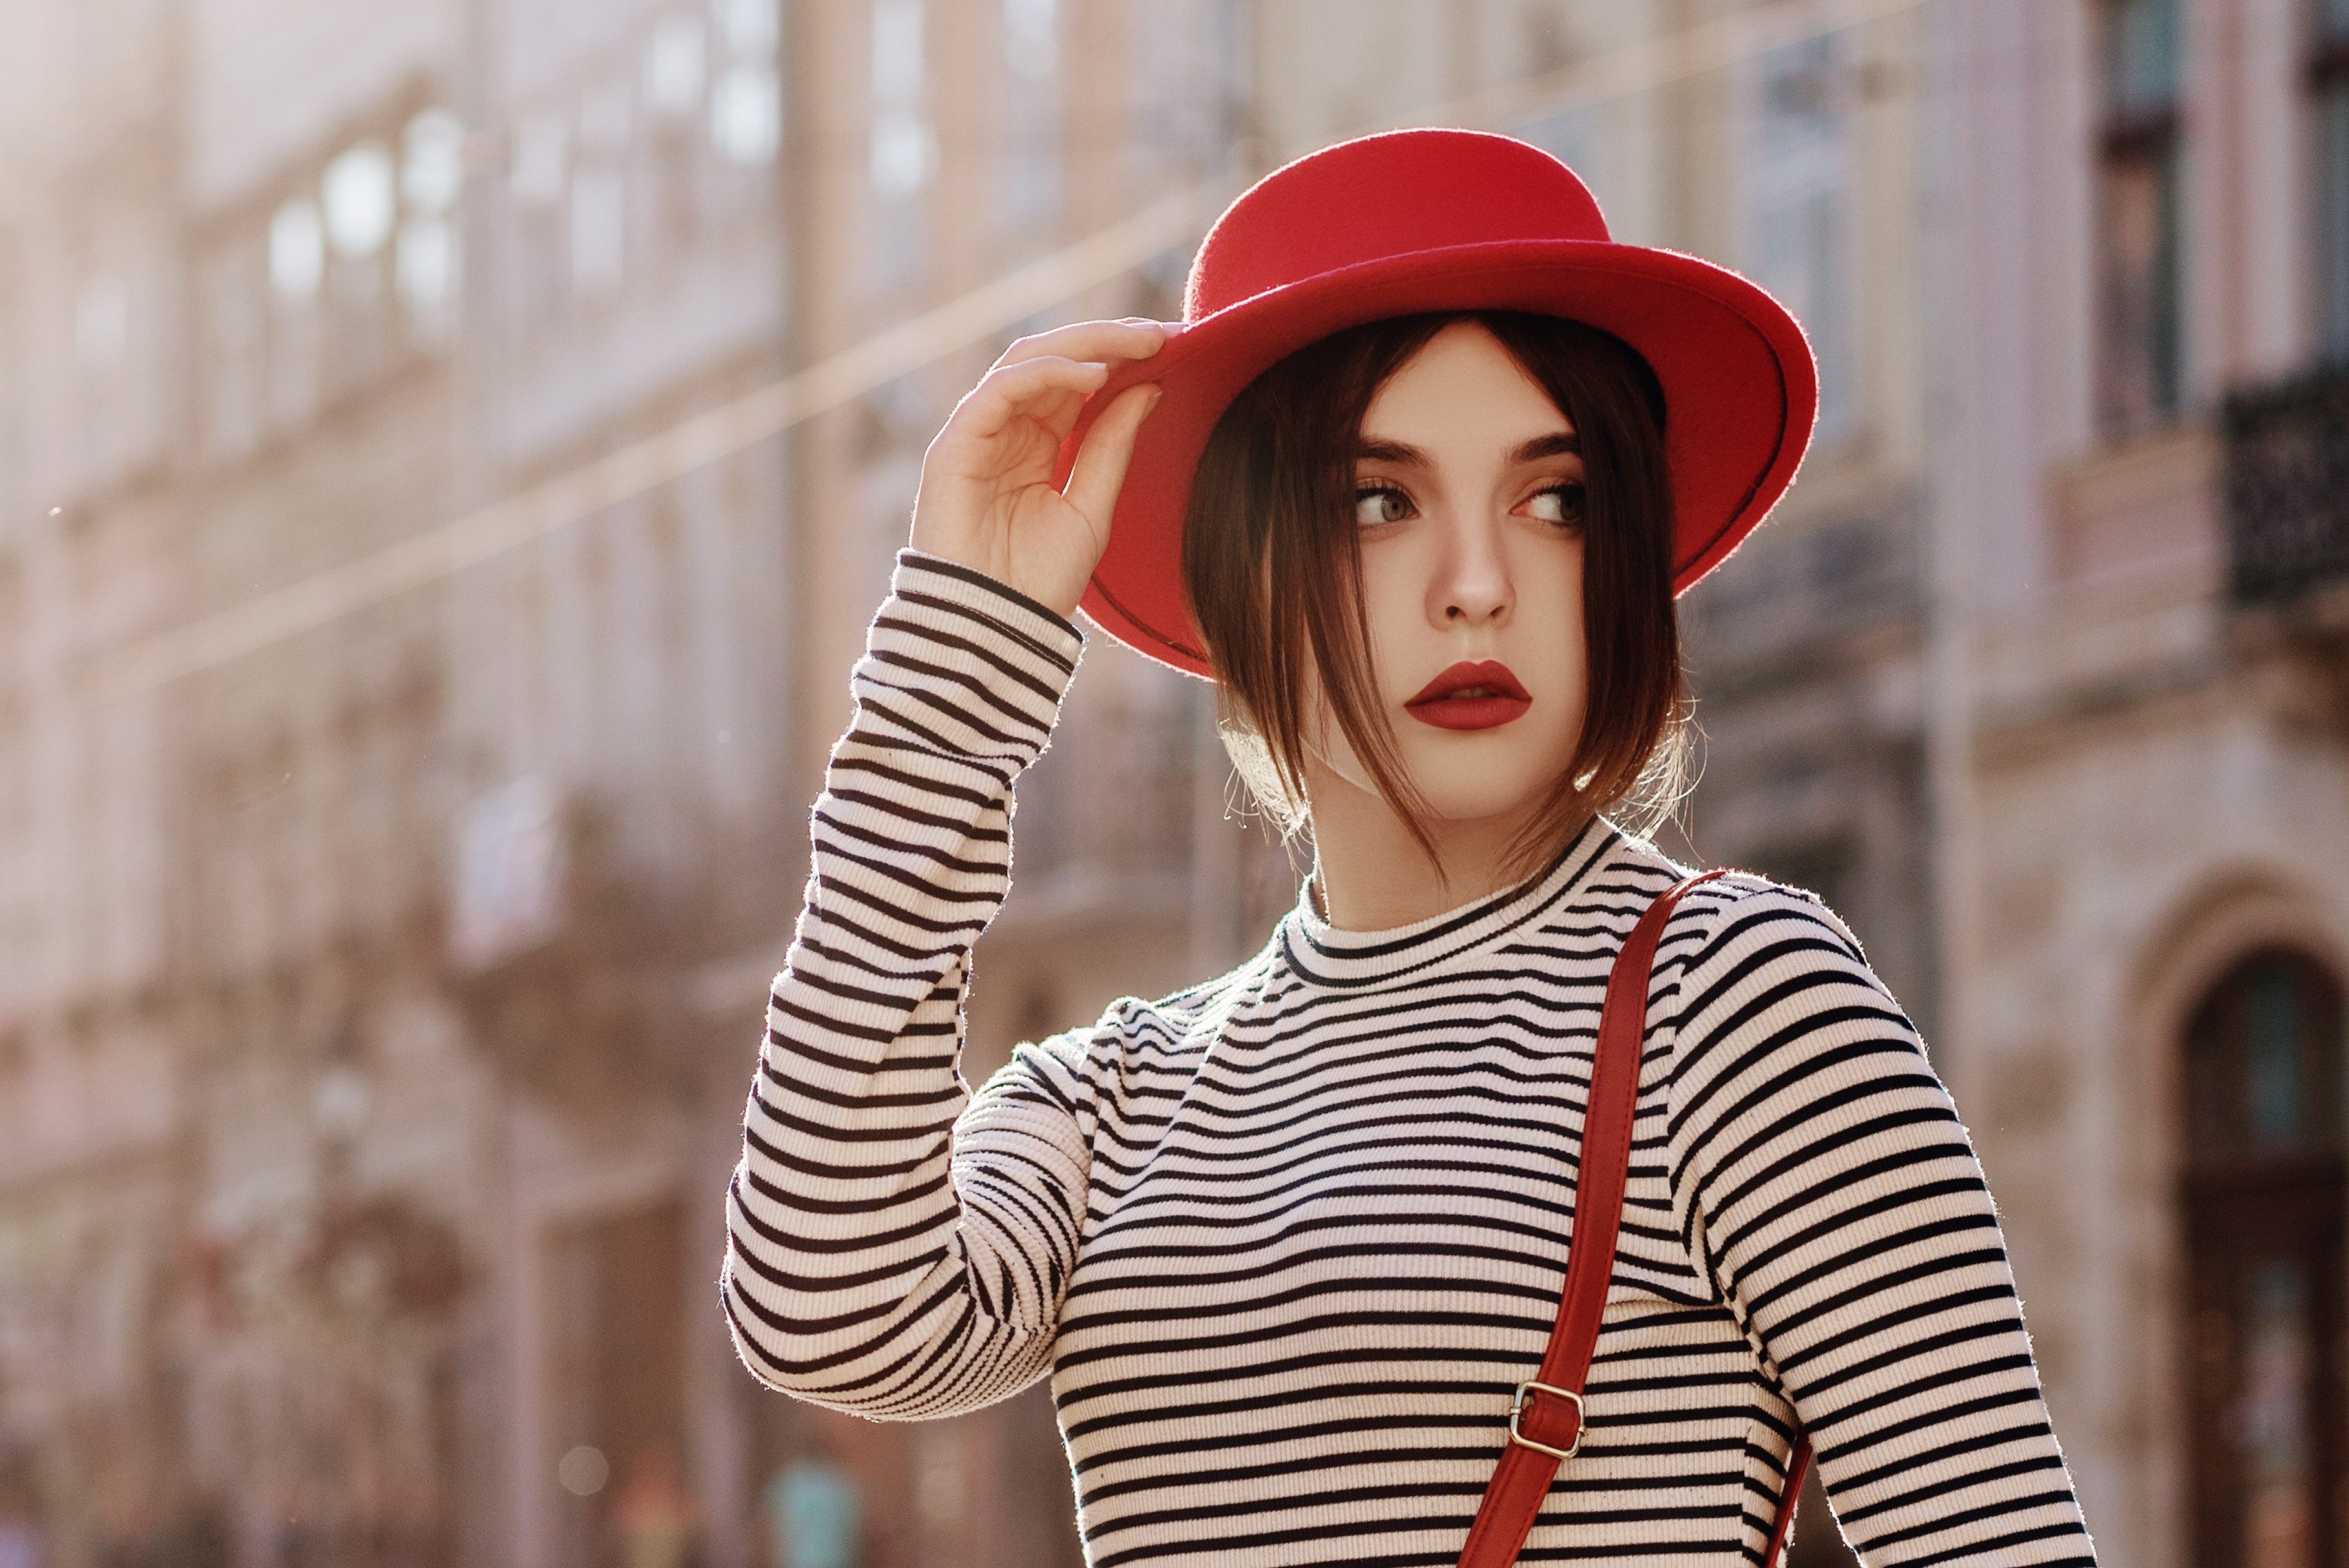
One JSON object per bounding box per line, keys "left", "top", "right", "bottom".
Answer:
{"left": 909, "top": 319, "right": 1167, "bottom": 621}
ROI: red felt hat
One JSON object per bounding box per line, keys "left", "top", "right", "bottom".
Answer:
{"left": 1049, "top": 126, "right": 1819, "bottom": 680}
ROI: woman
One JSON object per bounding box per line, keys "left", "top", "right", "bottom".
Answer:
{"left": 721, "top": 130, "right": 2098, "bottom": 1566}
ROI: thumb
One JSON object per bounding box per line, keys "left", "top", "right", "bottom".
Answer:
{"left": 1061, "top": 382, "right": 1162, "bottom": 538}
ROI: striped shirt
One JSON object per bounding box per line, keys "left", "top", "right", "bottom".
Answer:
{"left": 722, "top": 550, "right": 2098, "bottom": 1568}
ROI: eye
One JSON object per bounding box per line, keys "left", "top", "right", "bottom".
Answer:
{"left": 1353, "top": 483, "right": 1415, "bottom": 527}
{"left": 1525, "top": 481, "right": 1587, "bottom": 529}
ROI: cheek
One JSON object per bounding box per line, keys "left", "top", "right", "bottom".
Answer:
{"left": 1368, "top": 525, "right": 1432, "bottom": 592}
{"left": 1295, "top": 550, "right": 1411, "bottom": 783}
{"left": 1529, "top": 565, "right": 1590, "bottom": 705}
{"left": 1355, "top": 552, "right": 1423, "bottom": 698}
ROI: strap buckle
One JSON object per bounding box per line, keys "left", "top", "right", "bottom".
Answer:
{"left": 1507, "top": 1380, "right": 1585, "bottom": 1461}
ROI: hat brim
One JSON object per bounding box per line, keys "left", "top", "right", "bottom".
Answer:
{"left": 1050, "top": 236, "right": 1819, "bottom": 678}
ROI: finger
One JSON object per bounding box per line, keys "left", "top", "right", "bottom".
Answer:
{"left": 1062, "top": 382, "right": 1164, "bottom": 534}
{"left": 1027, "top": 384, "right": 1091, "bottom": 446}
{"left": 952, "top": 355, "right": 1109, "bottom": 441}
{"left": 994, "top": 320, "right": 1163, "bottom": 370}
{"left": 994, "top": 319, "right": 1167, "bottom": 372}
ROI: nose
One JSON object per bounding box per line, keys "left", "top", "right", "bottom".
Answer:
{"left": 1429, "top": 510, "right": 1513, "bottom": 630}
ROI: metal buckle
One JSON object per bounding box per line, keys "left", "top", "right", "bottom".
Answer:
{"left": 1507, "top": 1379, "right": 1584, "bottom": 1461}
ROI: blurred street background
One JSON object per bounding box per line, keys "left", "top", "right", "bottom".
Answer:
{"left": 1, "top": 0, "right": 2346, "bottom": 1565}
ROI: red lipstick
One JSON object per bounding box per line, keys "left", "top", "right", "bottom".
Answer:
{"left": 1403, "top": 660, "right": 1532, "bottom": 731}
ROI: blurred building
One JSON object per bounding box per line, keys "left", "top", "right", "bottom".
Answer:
{"left": 0, "top": 0, "right": 1262, "bottom": 1565}
{"left": 3, "top": 2, "right": 2343, "bottom": 1568}
{"left": 1934, "top": 3, "right": 2348, "bottom": 1565}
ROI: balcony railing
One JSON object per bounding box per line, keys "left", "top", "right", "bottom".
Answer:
{"left": 2222, "top": 362, "right": 2349, "bottom": 605}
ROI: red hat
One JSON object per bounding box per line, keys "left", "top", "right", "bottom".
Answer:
{"left": 1050, "top": 126, "right": 1819, "bottom": 680}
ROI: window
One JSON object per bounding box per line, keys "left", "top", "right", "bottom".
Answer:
{"left": 399, "top": 108, "right": 464, "bottom": 340}
{"left": 710, "top": 59, "right": 780, "bottom": 165}
{"left": 645, "top": 15, "right": 707, "bottom": 118}
{"left": 2096, "top": 0, "right": 2185, "bottom": 437}
{"left": 322, "top": 143, "right": 396, "bottom": 261}
{"left": 711, "top": 0, "right": 782, "bottom": 167}
{"left": 187, "top": 104, "right": 468, "bottom": 459}
{"left": 494, "top": 3, "right": 778, "bottom": 341}
{"left": 571, "top": 79, "right": 632, "bottom": 302}
{"left": 869, "top": 0, "right": 935, "bottom": 291}
{"left": 2180, "top": 948, "right": 2345, "bottom": 1568}
{"left": 2311, "top": 0, "right": 2349, "bottom": 357}
{"left": 640, "top": 16, "right": 709, "bottom": 253}
{"left": 322, "top": 141, "right": 399, "bottom": 390}
{"left": 1127, "top": 0, "right": 1246, "bottom": 184}
{"left": 999, "top": 0, "right": 1064, "bottom": 235}
{"left": 1741, "top": 34, "right": 1858, "bottom": 442}
{"left": 717, "top": 0, "right": 778, "bottom": 58}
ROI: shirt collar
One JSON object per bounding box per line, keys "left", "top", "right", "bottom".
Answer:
{"left": 1275, "top": 811, "right": 1627, "bottom": 992}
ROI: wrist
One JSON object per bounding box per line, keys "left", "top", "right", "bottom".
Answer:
{"left": 896, "top": 549, "right": 1087, "bottom": 645}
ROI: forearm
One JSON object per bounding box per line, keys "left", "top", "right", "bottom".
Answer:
{"left": 722, "top": 550, "right": 1089, "bottom": 1419}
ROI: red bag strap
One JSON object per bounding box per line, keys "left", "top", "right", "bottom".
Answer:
{"left": 1455, "top": 868, "right": 1810, "bottom": 1568}
{"left": 1764, "top": 1438, "right": 1814, "bottom": 1565}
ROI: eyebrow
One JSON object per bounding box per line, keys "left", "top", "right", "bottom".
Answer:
{"left": 1354, "top": 431, "right": 1582, "bottom": 466}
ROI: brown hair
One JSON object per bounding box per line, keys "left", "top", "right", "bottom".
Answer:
{"left": 1178, "top": 309, "right": 1690, "bottom": 886}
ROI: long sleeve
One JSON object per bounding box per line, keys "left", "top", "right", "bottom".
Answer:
{"left": 1661, "top": 881, "right": 2098, "bottom": 1566}
{"left": 721, "top": 549, "right": 1101, "bottom": 1420}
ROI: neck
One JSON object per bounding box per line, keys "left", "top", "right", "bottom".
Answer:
{"left": 1302, "top": 760, "right": 1565, "bottom": 931}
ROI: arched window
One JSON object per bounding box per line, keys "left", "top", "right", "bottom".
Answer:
{"left": 2180, "top": 947, "right": 2346, "bottom": 1568}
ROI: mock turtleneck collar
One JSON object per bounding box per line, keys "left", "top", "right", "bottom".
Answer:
{"left": 1276, "top": 811, "right": 1627, "bottom": 992}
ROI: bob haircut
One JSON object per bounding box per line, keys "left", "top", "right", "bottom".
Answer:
{"left": 1178, "top": 309, "right": 1691, "bottom": 886}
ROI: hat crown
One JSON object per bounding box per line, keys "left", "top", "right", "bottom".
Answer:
{"left": 1184, "top": 128, "right": 1612, "bottom": 322}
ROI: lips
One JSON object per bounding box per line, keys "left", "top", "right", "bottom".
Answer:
{"left": 1403, "top": 660, "right": 1532, "bottom": 731}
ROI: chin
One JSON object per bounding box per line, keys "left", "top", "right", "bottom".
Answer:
{"left": 1413, "top": 775, "right": 1559, "bottom": 827}
{"left": 1400, "top": 735, "right": 1574, "bottom": 829}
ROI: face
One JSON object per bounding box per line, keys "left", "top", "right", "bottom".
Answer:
{"left": 1300, "top": 319, "right": 1589, "bottom": 830}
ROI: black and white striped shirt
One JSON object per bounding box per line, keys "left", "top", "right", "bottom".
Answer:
{"left": 722, "top": 550, "right": 2098, "bottom": 1567}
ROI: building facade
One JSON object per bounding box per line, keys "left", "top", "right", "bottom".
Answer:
{"left": 0, "top": 0, "right": 1259, "bottom": 1564}
{"left": 1937, "top": 3, "right": 2349, "bottom": 1565}
{"left": 12, "top": 3, "right": 2337, "bottom": 1567}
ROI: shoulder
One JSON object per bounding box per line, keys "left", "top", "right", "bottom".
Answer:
{"left": 1636, "top": 880, "right": 1967, "bottom": 1219}
{"left": 1608, "top": 852, "right": 1910, "bottom": 1076}
{"left": 1585, "top": 824, "right": 1870, "bottom": 983}
{"left": 1645, "top": 872, "right": 1934, "bottom": 1126}
{"left": 1653, "top": 868, "right": 1873, "bottom": 999}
